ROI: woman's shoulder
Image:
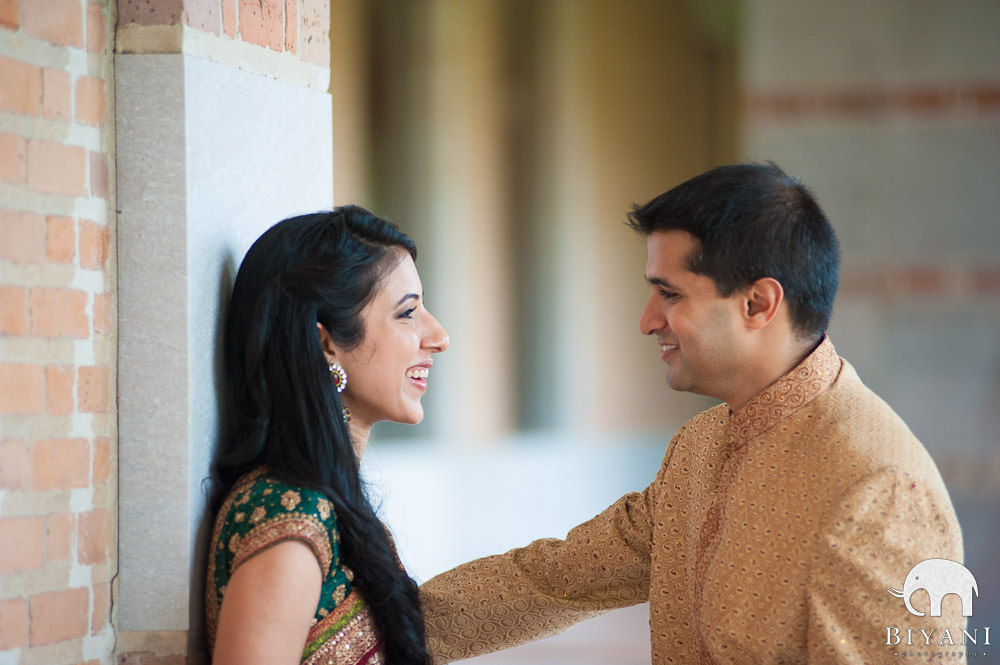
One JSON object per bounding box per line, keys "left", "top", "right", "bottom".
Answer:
{"left": 214, "top": 468, "right": 338, "bottom": 577}
{"left": 225, "top": 469, "right": 336, "bottom": 525}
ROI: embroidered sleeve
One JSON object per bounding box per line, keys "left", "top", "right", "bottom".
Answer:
{"left": 227, "top": 479, "right": 337, "bottom": 578}
{"left": 806, "top": 468, "right": 964, "bottom": 663}
{"left": 420, "top": 485, "right": 654, "bottom": 664}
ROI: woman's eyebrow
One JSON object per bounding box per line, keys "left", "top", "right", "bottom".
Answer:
{"left": 394, "top": 293, "right": 420, "bottom": 307}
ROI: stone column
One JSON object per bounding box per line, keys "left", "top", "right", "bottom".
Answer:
{"left": 115, "top": 1, "right": 332, "bottom": 661}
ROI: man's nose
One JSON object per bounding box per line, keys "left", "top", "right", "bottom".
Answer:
{"left": 639, "top": 295, "right": 664, "bottom": 336}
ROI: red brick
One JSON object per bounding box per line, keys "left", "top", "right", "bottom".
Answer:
{"left": 93, "top": 292, "right": 112, "bottom": 334}
{"left": 300, "top": 0, "right": 329, "bottom": 67}
{"left": 893, "top": 88, "right": 955, "bottom": 113}
{"left": 0, "top": 0, "right": 19, "bottom": 30}
{"left": 32, "top": 437, "right": 89, "bottom": 489}
{"left": 0, "top": 598, "right": 29, "bottom": 650}
{"left": 0, "top": 517, "right": 44, "bottom": 573}
{"left": 29, "top": 587, "right": 88, "bottom": 645}
{"left": 92, "top": 436, "right": 111, "bottom": 484}
{"left": 86, "top": 2, "right": 106, "bottom": 53}
{"left": 969, "top": 86, "right": 1000, "bottom": 111}
{"left": 92, "top": 582, "right": 110, "bottom": 634}
{"left": 826, "top": 89, "right": 885, "bottom": 114}
{"left": 22, "top": 0, "right": 83, "bottom": 48}
{"left": 79, "top": 219, "right": 108, "bottom": 269}
{"left": 46, "top": 364, "right": 74, "bottom": 415}
{"left": 0, "top": 56, "right": 42, "bottom": 116}
{"left": 29, "top": 287, "right": 89, "bottom": 338}
{"left": 89, "top": 150, "right": 108, "bottom": 198}
{"left": 0, "top": 363, "right": 45, "bottom": 414}
{"left": 238, "top": 0, "right": 264, "bottom": 46}
{"left": 117, "top": 0, "right": 181, "bottom": 26}
{"left": 0, "top": 132, "right": 26, "bottom": 183}
{"left": 240, "top": 0, "right": 283, "bottom": 50}
{"left": 42, "top": 68, "right": 71, "bottom": 122}
{"left": 75, "top": 75, "right": 105, "bottom": 126}
{"left": 183, "top": 0, "right": 219, "bottom": 34}
{"left": 47, "top": 512, "right": 74, "bottom": 562}
{"left": 78, "top": 508, "right": 110, "bottom": 564}
{"left": 222, "top": 0, "right": 236, "bottom": 37}
{"left": 0, "top": 208, "right": 45, "bottom": 263}
{"left": 887, "top": 267, "right": 945, "bottom": 294}
{"left": 972, "top": 267, "right": 1000, "bottom": 293}
{"left": 285, "top": 0, "right": 297, "bottom": 53}
{"left": 26, "top": 139, "right": 87, "bottom": 196}
{"left": 78, "top": 365, "right": 109, "bottom": 412}
{"left": 46, "top": 215, "right": 75, "bottom": 263}
{"left": 0, "top": 438, "right": 30, "bottom": 489}
{"left": 0, "top": 285, "right": 28, "bottom": 335}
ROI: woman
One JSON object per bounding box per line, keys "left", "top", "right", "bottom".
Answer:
{"left": 206, "top": 206, "right": 449, "bottom": 665}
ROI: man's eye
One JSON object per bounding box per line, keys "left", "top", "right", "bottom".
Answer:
{"left": 658, "top": 289, "right": 678, "bottom": 300}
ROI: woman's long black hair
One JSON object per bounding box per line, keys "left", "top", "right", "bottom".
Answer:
{"left": 212, "top": 205, "right": 430, "bottom": 664}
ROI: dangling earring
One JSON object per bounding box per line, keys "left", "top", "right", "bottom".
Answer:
{"left": 328, "top": 360, "right": 348, "bottom": 393}
{"left": 342, "top": 406, "right": 352, "bottom": 424}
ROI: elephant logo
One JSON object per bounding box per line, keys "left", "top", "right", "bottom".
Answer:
{"left": 888, "top": 558, "right": 978, "bottom": 617}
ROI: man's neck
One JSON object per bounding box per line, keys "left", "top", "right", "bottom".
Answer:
{"left": 725, "top": 335, "right": 824, "bottom": 412}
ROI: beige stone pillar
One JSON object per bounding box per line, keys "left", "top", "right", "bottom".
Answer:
{"left": 115, "top": 1, "right": 332, "bottom": 661}
{"left": 419, "top": 0, "right": 516, "bottom": 441}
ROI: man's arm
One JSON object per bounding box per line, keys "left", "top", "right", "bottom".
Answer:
{"left": 805, "top": 468, "right": 965, "bottom": 663}
{"left": 420, "top": 484, "right": 656, "bottom": 663}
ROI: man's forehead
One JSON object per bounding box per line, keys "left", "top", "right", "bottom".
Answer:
{"left": 645, "top": 230, "right": 698, "bottom": 270}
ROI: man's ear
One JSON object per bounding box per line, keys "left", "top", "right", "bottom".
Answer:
{"left": 743, "top": 277, "right": 784, "bottom": 330}
{"left": 316, "top": 322, "right": 338, "bottom": 360}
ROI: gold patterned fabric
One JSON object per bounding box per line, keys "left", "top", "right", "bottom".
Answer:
{"left": 206, "top": 468, "right": 384, "bottom": 664}
{"left": 421, "top": 338, "right": 965, "bottom": 663}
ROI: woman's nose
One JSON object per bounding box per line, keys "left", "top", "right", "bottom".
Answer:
{"left": 423, "top": 313, "right": 450, "bottom": 352}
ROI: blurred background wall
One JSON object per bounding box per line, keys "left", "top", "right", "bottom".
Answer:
{"left": 334, "top": 1, "right": 1000, "bottom": 663}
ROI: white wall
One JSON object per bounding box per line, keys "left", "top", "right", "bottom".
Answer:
{"left": 116, "top": 52, "right": 332, "bottom": 652}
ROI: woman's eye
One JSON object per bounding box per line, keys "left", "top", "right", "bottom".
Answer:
{"left": 399, "top": 307, "right": 416, "bottom": 319}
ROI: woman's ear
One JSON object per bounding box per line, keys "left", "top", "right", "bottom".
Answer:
{"left": 316, "top": 322, "right": 338, "bottom": 360}
{"left": 743, "top": 277, "right": 784, "bottom": 330}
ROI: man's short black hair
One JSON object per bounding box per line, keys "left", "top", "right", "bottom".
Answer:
{"left": 627, "top": 162, "right": 840, "bottom": 339}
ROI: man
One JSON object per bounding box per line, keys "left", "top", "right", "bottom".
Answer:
{"left": 420, "top": 163, "right": 966, "bottom": 663}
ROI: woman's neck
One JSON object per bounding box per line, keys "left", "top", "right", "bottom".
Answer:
{"left": 349, "top": 419, "right": 371, "bottom": 459}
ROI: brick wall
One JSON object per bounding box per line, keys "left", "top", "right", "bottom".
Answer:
{"left": 117, "top": 0, "right": 330, "bottom": 67}
{"left": 0, "top": 1, "right": 117, "bottom": 664}
{"left": 2, "top": 0, "right": 331, "bottom": 661}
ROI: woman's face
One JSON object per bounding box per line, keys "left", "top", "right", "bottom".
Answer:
{"left": 331, "top": 252, "right": 449, "bottom": 430}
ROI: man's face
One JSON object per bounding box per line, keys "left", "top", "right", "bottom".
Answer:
{"left": 640, "top": 230, "right": 749, "bottom": 403}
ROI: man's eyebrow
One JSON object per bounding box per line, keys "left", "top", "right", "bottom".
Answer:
{"left": 394, "top": 293, "right": 420, "bottom": 307}
{"left": 646, "top": 276, "right": 677, "bottom": 289}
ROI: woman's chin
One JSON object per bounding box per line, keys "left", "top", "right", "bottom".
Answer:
{"left": 392, "top": 406, "right": 424, "bottom": 426}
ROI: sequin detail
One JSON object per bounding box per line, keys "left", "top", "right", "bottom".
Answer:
{"left": 206, "top": 469, "right": 386, "bottom": 663}
{"left": 302, "top": 590, "right": 381, "bottom": 665}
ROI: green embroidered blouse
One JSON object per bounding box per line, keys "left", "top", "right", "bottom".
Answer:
{"left": 205, "top": 468, "right": 384, "bottom": 664}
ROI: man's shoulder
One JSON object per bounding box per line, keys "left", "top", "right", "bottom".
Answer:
{"left": 802, "top": 359, "right": 945, "bottom": 479}
{"left": 688, "top": 401, "right": 730, "bottom": 427}
{"left": 813, "top": 359, "right": 917, "bottom": 441}
{"left": 670, "top": 402, "right": 730, "bottom": 444}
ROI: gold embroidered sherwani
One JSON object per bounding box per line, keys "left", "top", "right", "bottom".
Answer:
{"left": 421, "top": 339, "right": 964, "bottom": 663}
